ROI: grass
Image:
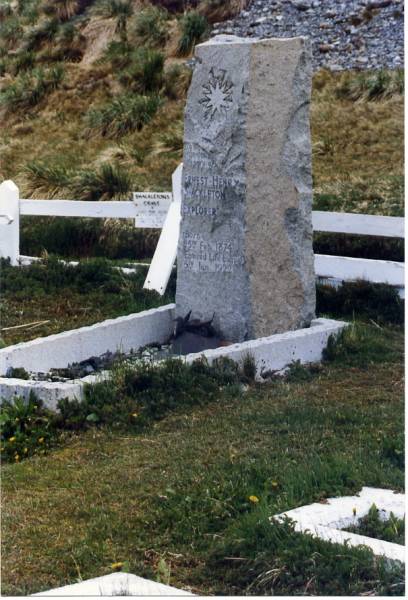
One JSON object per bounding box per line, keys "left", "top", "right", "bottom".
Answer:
{"left": 133, "top": 5, "right": 169, "bottom": 48}
{"left": 176, "top": 11, "right": 208, "bottom": 56}
{"left": 71, "top": 162, "right": 133, "bottom": 200}
{"left": 343, "top": 504, "right": 405, "bottom": 546}
{"left": 1, "top": 251, "right": 403, "bottom": 345}
{"left": 24, "top": 160, "right": 133, "bottom": 200}
{"left": 1, "top": 320, "right": 404, "bottom": 595}
{"left": 316, "top": 280, "right": 404, "bottom": 325}
{"left": 311, "top": 70, "right": 403, "bottom": 216}
{"left": 0, "top": 9, "right": 405, "bottom": 593}
{"left": 20, "top": 217, "right": 161, "bottom": 260}
{"left": 86, "top": 93, "right": 162, "bottom": 138}
{"left": 335, "top": 69, "right": 404, "bottom": 102}
{"left": 118, "top": 48, "right": 164, "bottom": 93}
{"left": 0, "top": 64, "right": 64, "bottom": 111}
{"left": 0, "top": 257, "right": 174, "bottom": 345}
{"left": 1, "top": 250, "right": 403, "bottom": 345}
{"left": 314, "top": 232, "right": 404, "bottom": 261}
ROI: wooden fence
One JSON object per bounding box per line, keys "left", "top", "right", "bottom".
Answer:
{"left": 0, "top": 165, "right": 404, "bottom": 296}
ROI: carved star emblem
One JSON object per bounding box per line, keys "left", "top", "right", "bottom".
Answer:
{"left": 199, "top": 68, "right": 233, "bottom": 120}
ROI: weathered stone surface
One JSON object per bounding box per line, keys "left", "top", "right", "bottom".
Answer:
{"left": 176, "top": 35, "right": 315, "bottom": 342}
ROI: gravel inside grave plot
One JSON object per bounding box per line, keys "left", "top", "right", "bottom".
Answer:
{"left": 3, "top": 332, "right": 228, "bottom": 382}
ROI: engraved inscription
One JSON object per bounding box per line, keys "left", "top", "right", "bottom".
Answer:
{"left": 182, "top": 232, "right": 244, "bottom": 273}
{"left": 199, "top": 68, "right": 233, "bottom": 120}
{"left": 183, "top": 172, "right": 245, "bottom": 209}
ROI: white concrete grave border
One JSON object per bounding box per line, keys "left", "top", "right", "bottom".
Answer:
{"left": 272, "top": 486, "right": 405, "bottom": 563}
{"left": 0, "top": 305, "right": 346, "bottom": 409}
{"left": 32, "top": 572, "right": 194, "bottom": 596}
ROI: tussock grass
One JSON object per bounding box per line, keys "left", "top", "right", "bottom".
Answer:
{"left": 97, "top": 0, "right": 133, "bottom": 38}
{"left": 7, "top": 49, "right": 36, "bottom": 74}
{"left": 335, "top": 69, "right": 404, "bottom": 102}
{"left": 199, "top": 0, "right": 250, "bottom": 23}
{"left": 102, "top": 38, "right": 132, "bottom": 68}
{"left": 86, "top": 93, "right": 162, "bottom": 138}
{"left": 24, "top": 159, "right": 133, "bottom": 200}
{"left": 0, "top": 64, "right": 64, "bottom": 110}
{"left": 23, "top": 17, "right": 60, "bottom": 51}
{"left": 176, "top": 10, "right": 208, "bottom": 56}
{"left": 16, "top": 0, "right": 41, "bottom": 24}
{"left": 133, "top": 5, "right": 169, "bottom": 48}
{"left": 41, "top": 0, "right": 94, "bottom": 23}
{"left": 72, "top": 162, "right": 133, "bottom": 200}
{"left": 24, "top": 160, "right": 72, "bottom": 196}
{"left": 163, "top": 62, "right": 191, "bottom": 99}
{"left": 149, "top": 119, "right": 183, "bottom": 156}
{"left": 0, "top": 15, "right": 23, "bottom": 46}
{"left": 118, "top": 48, "right": 164, "bottom": 93}
{"left": 0, "top": 2, "right": 13, "bottom": 22}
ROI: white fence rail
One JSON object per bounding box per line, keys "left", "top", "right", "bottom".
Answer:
{"left": 0, "top": 167, "right": 405, "bottom": 296}
{"left": 312, "top": 211, "right": 404, "bottom": 238}
{"left": 20, "top": 199, "right": 139, "bottom": 219}
{"left": 17, "top": 202, "right": 405, "bottom": 239}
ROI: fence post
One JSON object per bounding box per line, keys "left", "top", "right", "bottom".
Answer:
{"left": 0, "top": 180, "right": 20, "bottom": 265}
{"left": 143, "top": 164, "right": 183, "bottom": 295}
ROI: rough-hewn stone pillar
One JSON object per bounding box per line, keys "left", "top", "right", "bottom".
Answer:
{"left": 176, "top": 35, "right": 315, "bottom": 342}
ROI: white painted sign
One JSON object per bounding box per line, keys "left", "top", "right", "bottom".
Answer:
{"left": 133, "top": 192, "right": 172, "bottom": 228}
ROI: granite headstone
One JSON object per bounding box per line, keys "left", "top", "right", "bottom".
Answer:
{"left": 176, "top": 35, "right": 316, "bottom": 342}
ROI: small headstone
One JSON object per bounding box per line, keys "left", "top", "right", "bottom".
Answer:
{"left": 176, "top": 35, "right": 315, "bottom": 342}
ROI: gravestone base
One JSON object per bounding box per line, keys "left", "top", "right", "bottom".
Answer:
{"left": 0, "top": 306, "right": 347, "bottom": 408}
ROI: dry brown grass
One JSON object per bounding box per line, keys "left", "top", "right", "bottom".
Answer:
{"left": 312, "top": 72, "right": 403, "bottom": 183}
{"left": 0, "top": 5, "right": 403, "bottom": 216}
{"left": 198, "top": 0, "right": 251, "bottom": 23}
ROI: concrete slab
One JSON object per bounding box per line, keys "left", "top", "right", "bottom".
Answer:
{"left": 272, "top": 487, "right": 405, "bottom": 563}
{"left": 32, "top": 572, "right": 194, "bottom": 596}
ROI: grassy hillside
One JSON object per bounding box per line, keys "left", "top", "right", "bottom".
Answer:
{"left": 0, "top": 1, "right": 403, "bottom": 259}
{"left": 0, "top": 2, "right": 403, "bottom": 199}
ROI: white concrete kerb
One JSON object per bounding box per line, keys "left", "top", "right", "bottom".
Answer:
{"left": 272, "top": 487, "right": 405, "bottom": 563}
{"left": 32, "top": 572, "right": 194, "bottom": 596}
{"left": 0, "top": 305, "right": 347, "bottom": 409}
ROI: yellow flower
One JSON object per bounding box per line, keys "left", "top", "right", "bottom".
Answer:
{"left": 24, "top": 448, "right": 28, "bottom": 454}
{"left": 8, "top": 436, "right": 16, "bottom": 443}
{"left": 271, "top": 481, "right": 279, "bottom": 488}
{"left": 15, "top": 454, "right": 20, "bottom": 462}
{"left": 111, "top": 562, "right": 124, "bottom": 571}
{"left": 131, "top": 413, "right": 138, "bottom": 418}
{"left": 38, "top": 437, "right": 44, "bottom": 444}
{"left": 249, "top": 495, "right": 259, "bottom": 504}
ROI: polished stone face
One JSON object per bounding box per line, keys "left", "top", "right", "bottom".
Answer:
{"left": 176, "top": 35, "right": 316, "bottom": 343}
